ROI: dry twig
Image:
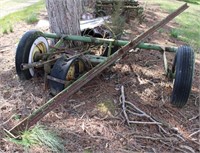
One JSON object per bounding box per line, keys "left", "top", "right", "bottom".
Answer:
{"left": 188, "top": 129, "right": 200, "bottom": 138}
{"left": 0, "top": 114, "right": 16, "bottom": 126}
{"left": 119, "top": 86, "right": 167, "bottom": 134}
{"left": 159, "top": 140, "right": 188, "bottom": 153}
{"left": 188, "top": 114, "right": 199, "bottom": 121}
{"left": 120, "top": 86, "right": 130, "bottom": 126}
{"left": 179, "top": 145, "right": 195, "bottom": 153}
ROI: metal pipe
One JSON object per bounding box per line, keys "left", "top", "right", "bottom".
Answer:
{"left": 43, "top": 33, "right": 177, "bottom": 52}
{"left": 84, "top": 55, "right": 108, "bottom": 64}
{"left": 20, "top": 58, "right": 59, "bottom": 70}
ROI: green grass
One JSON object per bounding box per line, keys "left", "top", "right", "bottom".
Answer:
{"left": 7, "top": 125, "right": 65, "bottom": 152}
{"left": 25, "top": 13, "right": 39, "bottom": 24}
{"left": 9, "top": 25, "right": 14, "bottom": 33}
{"left": 149, "top": 0, "right": 200, "bottom": 51}
{"left": 170, "top": 28, "right": 179, "bottom": 38}
{"left": 2, "top": 28, "right": 8, "bottom": 34}
{"left": 0, "top": 0, "right": 45, "bottom": 34}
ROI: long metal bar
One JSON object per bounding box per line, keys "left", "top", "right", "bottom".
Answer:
{"left": 43, "top": 33, "right": 178, "bottom": 52}
{"left": 21, "top": 50, "right": 91, "bottom": 70}
{"left": 21, "top": 58, "right": 59, "bottom": 70}
{"left": 8, "top": 3, "right": 188, "bottom": 137}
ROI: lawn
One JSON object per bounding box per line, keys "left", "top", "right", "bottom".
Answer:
{"left": 0, "top": 0, "right": 40, "bottom": 18}
{"left": 148, "top": 0, "right": 200, "bottom": 51}
{"left": 0, "top": 0, "right": 45, "bottom": 34}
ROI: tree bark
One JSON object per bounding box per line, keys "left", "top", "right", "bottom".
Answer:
{"left": 46, "top": 0, "right": 82, "bottom": 35}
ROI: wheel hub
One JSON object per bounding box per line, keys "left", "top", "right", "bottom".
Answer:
{"left": 49, "top": 57, "right": 87, "bottom": 95}
{"left": 32, "top": 42, "right": 47, "bottom": 62}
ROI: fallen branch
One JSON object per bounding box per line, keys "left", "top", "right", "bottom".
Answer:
{"left": 119, "top": 85, "right": 167, "bottom": 134}
{"left": 0, "top": 114, "right": 16, "bottom": 126}
{"left": 120, "top": 86, "right": 130, "bottom": 126}
{"left": 132, "top": 135, "right": 177, "bottom": 142}
{"left": 179, "top": 145, "right": 195, "bottom": 153}
{"left": 160, "top": 140, "right": 188, "bottom": 153}
{"left": 188, "top": 114, "right": 199, "bottom": 121}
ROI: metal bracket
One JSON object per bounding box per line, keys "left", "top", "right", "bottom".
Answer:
{"left": 47, "top": 75, "right": 69, "bottom": 85}
{"left": 162, "top": 50, "right": 175, "bottom": 79}
{"left": 162, "top": 50, "right": 168, "bottom": 75}
{"left": 107, "top": 41, "right": 113, "bottom": 56}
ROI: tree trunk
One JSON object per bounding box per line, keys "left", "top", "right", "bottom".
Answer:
{"left": 46, "top": 0, "right": 82, "bottom": 35}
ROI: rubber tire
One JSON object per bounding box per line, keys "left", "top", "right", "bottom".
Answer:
{"left": 171, "top": 46, "right": 195, "bottom": 108}
{"left": 49, "top": 57, "right": 85, "bottom": 95}
{"left": 15, "top": 30, "right": 48, "bottom": 80}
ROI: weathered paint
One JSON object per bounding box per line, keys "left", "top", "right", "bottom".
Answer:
{"left": 43, "top": 33, "right": 178, "bottom": 52}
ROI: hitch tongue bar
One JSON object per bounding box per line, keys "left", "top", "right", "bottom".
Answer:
{"left": 7, "top": 3, "right": 188, "bottom": 137}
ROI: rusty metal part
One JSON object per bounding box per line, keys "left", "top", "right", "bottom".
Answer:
{"left": 21, "top": 50, "right": 91, "bottom": 71}
{"left": 6, "top": 3, "right": 188, "bottom": 137}
{"left": 66, "top": 64, "right": 75, "bottom": 81}
{"left": 33, "top": 42, "right": 48, "bottom": 60}
{"left": 47, "top": 75, "right": 69, "bottom": 85}
{"left": 21, "top": 58, "right": 59, "bottom": 70}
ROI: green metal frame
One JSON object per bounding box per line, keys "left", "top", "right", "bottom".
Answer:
{"left": 43, "top": 33, "right": 178, "bottom": 53}
{"left": 41, "top": 33, "right": 177, "bottom": 76}
{"left": 20, "top": 32, "right": 177, "bottom": 82}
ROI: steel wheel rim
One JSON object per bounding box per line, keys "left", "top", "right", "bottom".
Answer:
{"left": 28, "top": 37, "right": 49, "bottom": 76}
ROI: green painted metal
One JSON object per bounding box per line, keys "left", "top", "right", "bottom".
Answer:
{"left": 49, "top": 37, "right": 64, "bottom": 53}
{"left": 108, "top": 41, "right": 113, "bottom": 56}
{"left": 43, "top": 33, "right": 177, "bottom": 52}
{"left": 85, "top": 55, "right": 108, "bottom": 64}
